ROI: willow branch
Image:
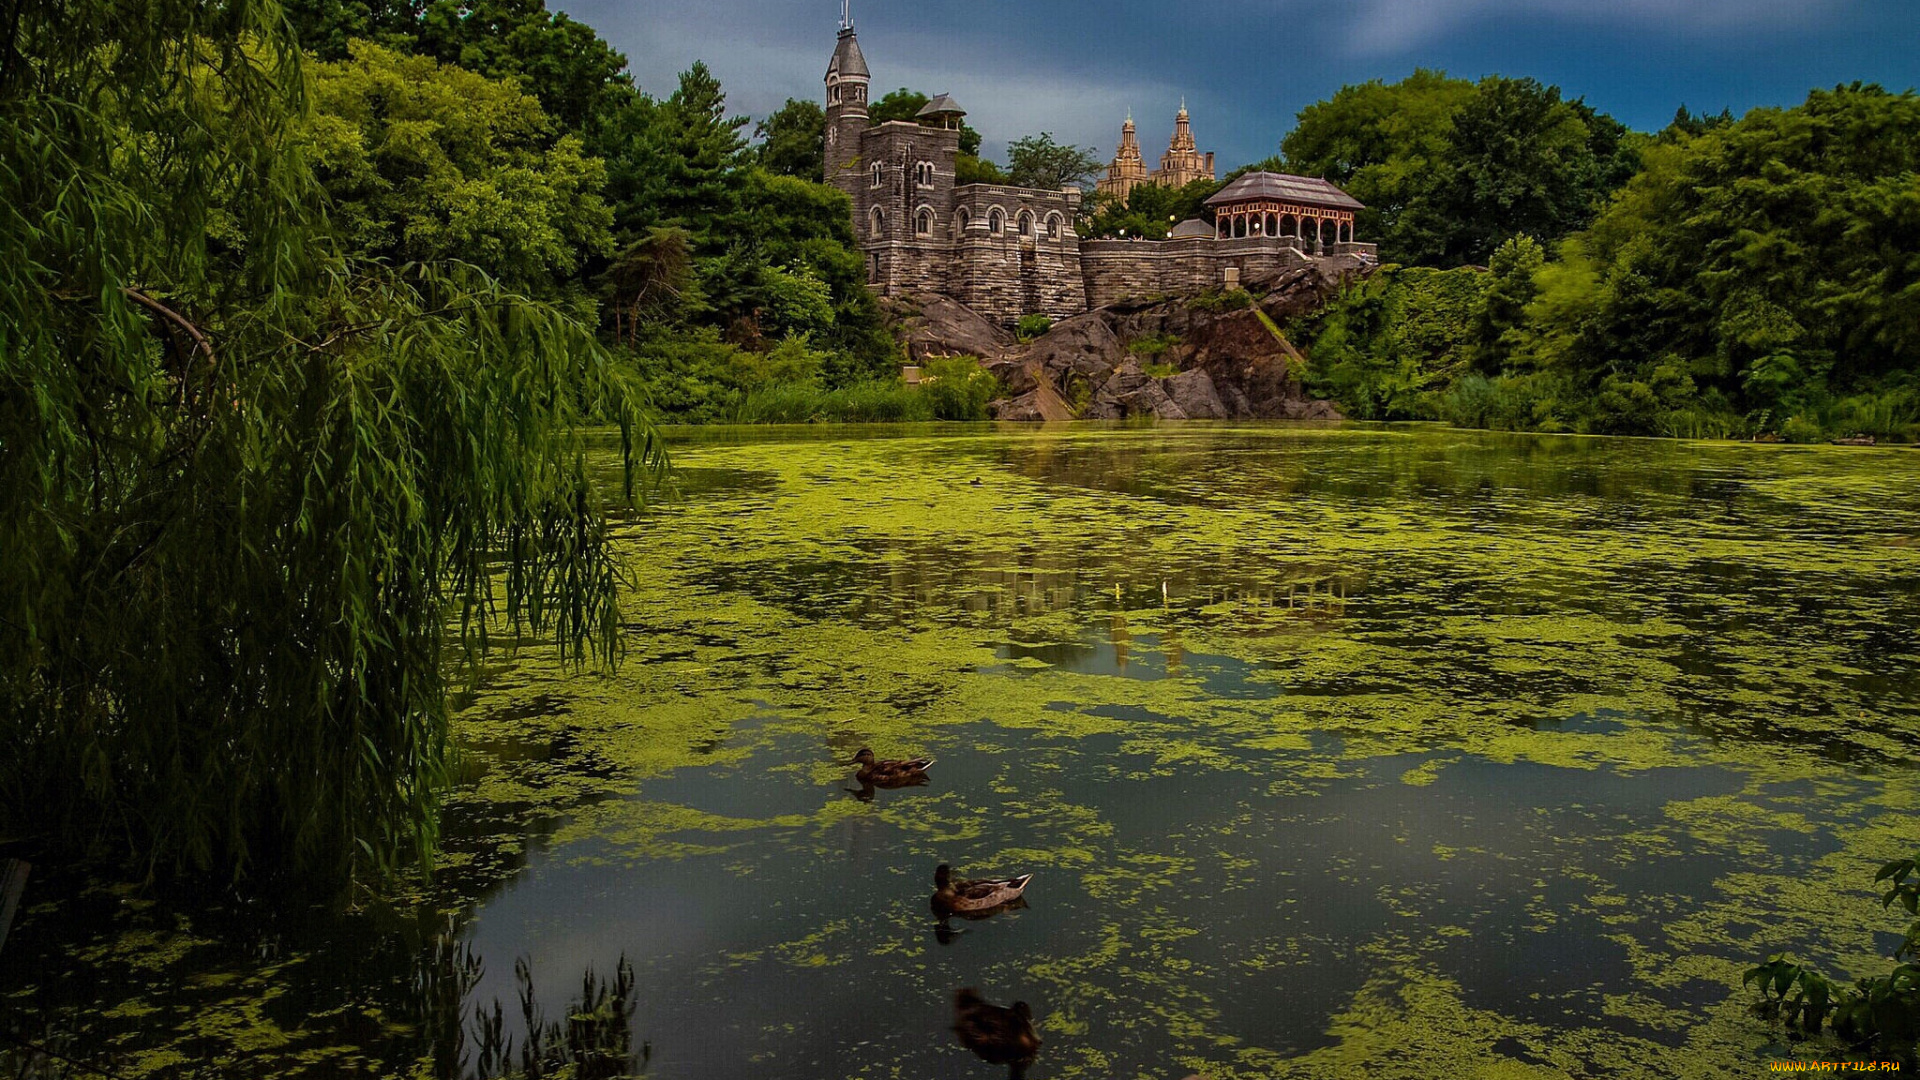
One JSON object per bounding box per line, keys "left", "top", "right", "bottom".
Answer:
{"left": 119, "top": 286, "right": 214, "bottom": 367}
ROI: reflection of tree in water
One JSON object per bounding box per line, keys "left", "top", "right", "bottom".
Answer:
{"left": 418, "top": 935, "right": 646, "bottom": 1080}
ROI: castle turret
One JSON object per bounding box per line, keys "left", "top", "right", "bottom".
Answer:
{"left": 824, "top": 5, "right": 870, "bottom": 201}
{"left": 1155, "top": 99, "right": 1215, "bottom": 188}
{"left": 1097, "top": 112, "right": 1150, "bottom": 204}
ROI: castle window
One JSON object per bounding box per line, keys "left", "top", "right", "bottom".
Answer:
{"left": 1045, "top": 213, "right": 1062, "bottom": 240}
{"left": 916, "top": 208, "right": 933, "bottom": 236}
{"left": 1017, "top": 210, "right": 1033, "bottom": 237}
{"left": 871, "top": 162, "right": 883, "bottom": 187}
{"left": 989, "top": 208, "right": 1003, "bottom": 234}
{"left": 915, "top": 161, "right": 935, "bottom": 187}
{"left": 870, "top": 207, "right": 886, "bottom": 238}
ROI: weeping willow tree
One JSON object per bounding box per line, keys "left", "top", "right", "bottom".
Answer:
{"left": 0, "top": 0, "right": 661, "bottom": 881}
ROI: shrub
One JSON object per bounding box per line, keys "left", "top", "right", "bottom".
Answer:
{"left": 1187, "top": 288, "right": 1254, "bottom": 313}
{"left": 919, "top": 356, "right": 998, "bottom": 420}
{"left": 1016, "top": 314, "right": 1054, "bottom": 341}
{"left": 1127, "top": 333, "right": 1181, "bottom": 357}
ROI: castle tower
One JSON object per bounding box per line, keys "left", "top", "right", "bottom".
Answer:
{"left": 1154, "top": 99, "right": 1216, "bottom": 189}
{"left": 823, "top": 3, "right": 870, "bottom": 202}
{"left": 1096, "top": 112, "right": 1150, "bottom": 204}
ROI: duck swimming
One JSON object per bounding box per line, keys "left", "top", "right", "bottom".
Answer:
{"left": 932, "top": 863, "right": 1033, "bottom": 915}
{"left": 850, "top": 747, "right": 933, "bottom": 787}
{"left": 953, "top": 987, "right": 1040, "bottom": 1071}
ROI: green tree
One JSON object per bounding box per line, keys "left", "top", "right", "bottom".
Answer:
{"left": 756, "top": 98, "right": 826, "bottom": 182}
{"left": 279, "top": 0, "right": 421, "bottom": 58}
{"left": 955, "top": 154, "right": 1008, "bottom": 185}
{"left": 1516, "top": 84, "right": 1920, "bottom": 437}
{"left": 1005, "top": 132, "right": 1103, "bottom": 191}
{"left": 1469, "top": 234, "right": 1546, "bottom": 373}
{"left": 1281, "top": 71, "right": 1639, "bottom": 266}
{"left": 620, "top": 62, "right": 749, "bottom": 246}
{"left": 306, "top": 41, "right": 614, "bottom": 293}
{"left": 0, "top": 0, "right": 659, "bottom": 881}
{"left": 1430, "top": 76, "right": 1634, "bottom": 265}
{"left": 1281, "top": 70, "right": 1476, "bottom": 262}
{"left": 867, "top": 87, "right": 929, "bottom": 125}
{"left": 413, "top": 0, "right": 636, "bottom": 134}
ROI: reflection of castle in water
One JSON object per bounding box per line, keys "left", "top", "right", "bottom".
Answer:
{"left": 839, "top": 552, "right": 1359, "bottom": 636}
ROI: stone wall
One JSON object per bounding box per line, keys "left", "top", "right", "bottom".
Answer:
{"left": 1080, "top": 236, "right": 1323, "bottom": 308}
{"left": 944, "top": 184, "right": 1086, "bottom": 325}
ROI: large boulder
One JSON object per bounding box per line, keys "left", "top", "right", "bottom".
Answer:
{"left": 1015, "top": 312, "right": 1123, "bottom": 385}
{"left": 883, "top": 293, "right": 1012, "bottom": 363}
{"left": 1164, "top": 369, "right": 1230, "bottom": 419}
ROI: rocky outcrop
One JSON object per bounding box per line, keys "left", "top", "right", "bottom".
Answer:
{"left": 887, "top": 255, "right": 1368, "bottom": 420}
{"left": 880, "top": 293, "right": 1012, "bottom": 364}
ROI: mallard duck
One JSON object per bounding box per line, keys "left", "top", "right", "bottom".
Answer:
{"left": 850, "top": 748, "right": 932, "bottom": 787}
{"left": 953, "top": 987, "right": 1040, "bottom": 1067}
{"left": 933, "top": 863, "right": 1033, "bottom": 915}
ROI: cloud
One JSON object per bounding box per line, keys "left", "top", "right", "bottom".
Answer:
{"left": 563, "top": 0, "right": 1174, "bottom": 161}
{"left": 1342, "top": 0, "right": 1846, "bottom": 55}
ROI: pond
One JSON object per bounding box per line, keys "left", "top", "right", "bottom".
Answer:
{"left": 5, "top": 423, "right": 1919, "bottom": 1079}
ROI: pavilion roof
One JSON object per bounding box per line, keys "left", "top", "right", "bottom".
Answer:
{"left": 915, "top": 93, "right": 967, "bottom": 119}
{"left": 1168, "top": 218, "right": 1214, "bottom": 239}
{"left": 1205, "top": 171, "right": 1363, "bottom": 211}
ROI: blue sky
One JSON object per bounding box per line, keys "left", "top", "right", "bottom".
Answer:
{"left": 560, "top": 0, "right": 1919, "bottom": 168}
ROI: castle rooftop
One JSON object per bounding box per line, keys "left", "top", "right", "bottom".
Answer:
{"left": 915, "top": 93, "right": 966, "bottom": 120}
{"left": 827, "top": 27, "right": 868, "bottom": 79}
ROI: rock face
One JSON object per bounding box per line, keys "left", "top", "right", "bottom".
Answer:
{"left": 880, "top": 293, "right": 1012, "bottom": 365}
{"left": 887, "top": 255, "right": 1368, "bottom": 421}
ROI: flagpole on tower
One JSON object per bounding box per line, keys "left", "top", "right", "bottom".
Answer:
{"left": 841, "top": 0, "right": 851, "bottom": 31}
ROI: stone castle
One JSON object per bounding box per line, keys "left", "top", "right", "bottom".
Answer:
{"left": 823, "top": 13, "right": 1375, "bottom": 327}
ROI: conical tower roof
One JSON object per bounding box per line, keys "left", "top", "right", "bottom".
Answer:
{"left": 827, "top": 26, "right": 868, "bottom": 79}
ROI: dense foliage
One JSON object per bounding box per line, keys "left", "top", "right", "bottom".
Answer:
{"left": 281, "top": 3, "right": 914, "bottom": 426}
{"left": 1084, "top": 177, "right": 1225, "bottom": 239}
{"left": 306, "top": 41, "right": 613, "bottom": 295}
{"left": 1282, "top": 70, "right": 1639, "bottom": 267}
{"left": 1292, "top": 85, "right": 1920, "bottom": 442}
{"left": 0, "top": 0, "right": 658, "bottom": 881}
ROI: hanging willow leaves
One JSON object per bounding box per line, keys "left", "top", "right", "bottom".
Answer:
{"left": 0, "top": 0, "right": 663, "bottom": 882}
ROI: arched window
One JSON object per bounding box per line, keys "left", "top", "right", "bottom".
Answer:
{"left": 915, "top": 161, "right": 935, "bottom": 187}
{"left": 989, "top": 208, "right": 1004, "bottom": 234}
{"left": 1017, "top": 210, "right": 1033, "bottom": 237}
{"left": 1045, "top": 213, "right": 1062, "bottom": 240}
{"left": 870, "top": 207, "right": 885, "bottom": 238}
{"left": 916, "top": 208, "right": 933, "bottom": 236}
{"left": 871, "top": 162, "right": 883, "bottom": 187}
{"left": 956, "top": 207, "right": 972, "bottom": 237}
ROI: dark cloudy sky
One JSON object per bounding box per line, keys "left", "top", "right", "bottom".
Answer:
{"left": 559, "top": 0, "right": 1919, "bottom": 168}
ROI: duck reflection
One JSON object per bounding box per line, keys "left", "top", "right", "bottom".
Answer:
{"left": 934, "top": 896, "right": 1030, "bottom": 945}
